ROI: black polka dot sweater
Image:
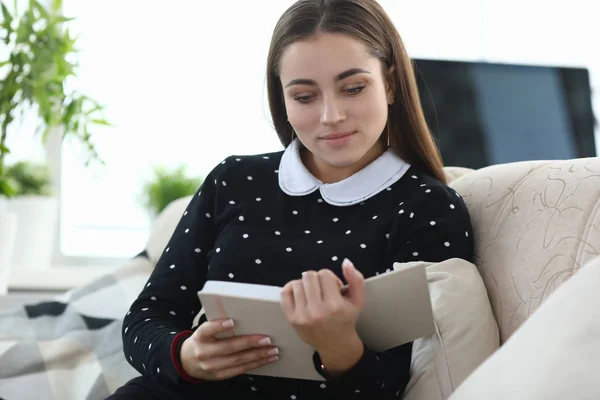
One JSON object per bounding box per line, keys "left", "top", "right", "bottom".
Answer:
{"left": 122, "top": 144, "right": 474, "bottom": 399}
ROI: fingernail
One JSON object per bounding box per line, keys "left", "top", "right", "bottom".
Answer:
{"left": 222, "top": 319, "right": 234, "bottom": 328}
{"left": 268, "top": 355, "right": 279, "bottom": 363}
{"left": 342, "top": 258, "right": 353, "bottom": 268}
{"left": 258, "top": 337, "right": 271, "bottom": 345}
{"left": 267, "top": 347, "right": 279, "bottom": 356}
{"left": 301, "top": 271, "right": 306, "bottom": 277}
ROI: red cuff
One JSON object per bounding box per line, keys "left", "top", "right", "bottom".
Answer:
{"left": 170, "top": 330, "right": 205, "bottom": 384}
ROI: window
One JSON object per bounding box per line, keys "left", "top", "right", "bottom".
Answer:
{"left": 57, "top": 0, "right": 297, "bottom": 259}
{"left": 43, "top": 0, "right": 598, "bottom": 263}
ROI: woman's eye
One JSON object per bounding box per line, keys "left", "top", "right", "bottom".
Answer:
{"left": 346, "top": 86, "right": 365, "bottom": 95}
{"left": 293, "top": 95, "right": 313, "bottom": 103}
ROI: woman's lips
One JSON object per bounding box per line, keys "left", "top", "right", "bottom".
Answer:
{"left": 320, "top": 131, "right": 356, "bottom": 146}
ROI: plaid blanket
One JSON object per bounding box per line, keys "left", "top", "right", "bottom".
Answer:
{"left": 0, "top": 196, "right": 193, "bottom": 400}
{"left": 0, "top": 253, "right": 154, "bottom": 400}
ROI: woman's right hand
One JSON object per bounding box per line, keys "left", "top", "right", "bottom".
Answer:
{"left": 180, "top": 318, "right": 279, "bottom": 381}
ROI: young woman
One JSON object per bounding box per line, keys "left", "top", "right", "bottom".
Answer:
{"left": 109, "top": 0, "right": 474, "bottom": 398}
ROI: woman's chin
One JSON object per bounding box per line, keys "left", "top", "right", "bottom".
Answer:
{"left": 318, "top": 149, "right": 367, "bottom": 169}
{"left": 320, "top": 141, "right": 385, "bottom": 171}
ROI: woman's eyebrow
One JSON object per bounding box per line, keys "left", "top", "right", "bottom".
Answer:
{"left": 284, "top": 68, "right": 371, "bottom": 88}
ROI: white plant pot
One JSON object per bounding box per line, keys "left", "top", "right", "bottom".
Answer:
{"left": 0, "top": 211, "right": 18, "bottom": 295}
{"left": 6, "top": 195, "right": 58, "bottom": 270}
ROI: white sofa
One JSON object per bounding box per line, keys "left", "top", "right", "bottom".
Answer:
{"left": 448, "top": 158, "right": 600, "bottom": 342}
{"left": 444, "top": 157, "right": 600, "bottom": 399}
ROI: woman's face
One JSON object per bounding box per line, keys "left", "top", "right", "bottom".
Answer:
{"left": 279, "top": 32, "right": 392, "bottom": 175}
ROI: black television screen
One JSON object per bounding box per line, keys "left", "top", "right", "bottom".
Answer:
{"left": 412, "top": 59, "right": 597, "bottom": 170}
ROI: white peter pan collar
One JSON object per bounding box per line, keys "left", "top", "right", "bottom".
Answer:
{"left": 278, "top": 138, "right": 411, "bottom": 207}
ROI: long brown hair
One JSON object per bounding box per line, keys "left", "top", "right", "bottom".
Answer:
{"left": 266, "top": 0, "right": 446, "bottom": 184}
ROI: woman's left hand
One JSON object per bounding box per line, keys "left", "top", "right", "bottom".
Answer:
{"left": 280, "top": 258, "right": 366, "bottom": 373}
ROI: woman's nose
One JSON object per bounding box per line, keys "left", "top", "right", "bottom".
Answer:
{"left": 320, "top": 96, "right": 345, "bottom": 126}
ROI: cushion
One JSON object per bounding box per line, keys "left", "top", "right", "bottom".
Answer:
{"left": 448, "top": 157, "right": 600, "bottom": 342}
{"left": 400, "top": 258, "right": 499, "bottom": 400}
{"left": 443, "top": 166, "right": 475, "bottom": 183}
{"left": 448, "top": 255, "right": 600, "bottom": 400}
{"left": 145, "top": 195, "right": 193, "bottom": 264}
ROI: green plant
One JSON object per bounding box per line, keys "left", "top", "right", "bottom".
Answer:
{"left": 0, "top": 0, "right": 110, "bottom": 197}
{"left": 142, "top": 164, "right": 203, "bottom": 217}
{"left": 4, "top": 160, "right": 52, "bottom": 196}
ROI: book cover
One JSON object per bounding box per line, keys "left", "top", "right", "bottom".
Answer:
{"left": 198, "top": 261, "right": 434, "bottom": 380}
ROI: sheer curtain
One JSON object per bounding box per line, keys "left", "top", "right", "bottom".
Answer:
{"left": 51, "top": 0, "right": 597, "bottom": 261}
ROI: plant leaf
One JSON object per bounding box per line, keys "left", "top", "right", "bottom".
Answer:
{"left": 1, "top": 0, "right": 110, "bottom": 173}
{"left": 15, "top": 15, "right": 30, "bottom": 42}
{"left": 51, "top": 0, "right": 62, "bottom": 13}
{"left": 4, "top": 161, "right": 53, "bottom": 196}
{"left": 142, "top": 164, "right": 204, "bottom": 215}
{"left": 91, "top": 118, "right": 111, "bottom": 126}
{"left": 1, "top": 4, "right": 13, "bottom": 27}
{"left": 32, "top": 0, "right": 49, "bottom": 20}
{"left": 0, "top": 177, "right": 17, "bottom": 198}
{"left": 57, "top": 16, "right": 74, "bottom": 23}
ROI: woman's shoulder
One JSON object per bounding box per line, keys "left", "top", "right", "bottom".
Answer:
{"left": 206, "top": 149, "right": 285, "bottom": 182}
{"left": 399, "top": 166, "right": 469, "bottom": 216}
{"left": 402, "top": 166, "right": 460, "bottom": 198}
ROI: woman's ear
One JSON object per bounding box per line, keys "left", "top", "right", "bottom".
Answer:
{"left": 386, "top": 65, "right": 397, "bottom": 104}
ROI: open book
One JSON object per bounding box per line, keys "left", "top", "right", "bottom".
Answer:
{"left": 197, "top": 262, "right": 434, "bottom": 381}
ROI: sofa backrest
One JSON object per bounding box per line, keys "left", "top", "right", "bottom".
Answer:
{"left": 448, "top": 158, "right": 600, "bottom": 343}
{"left": 444, "top": 166, "right": 475, "bottom": 183}
{"left": 144, "top": 195, "right": 193, "bottom": 265}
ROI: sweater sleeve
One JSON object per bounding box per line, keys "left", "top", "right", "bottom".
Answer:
{"left": 121, "top": 160, "right": 225, "bottom": 385}
{"left": 315, "top": 184, "right": 475, "bottom": 399}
